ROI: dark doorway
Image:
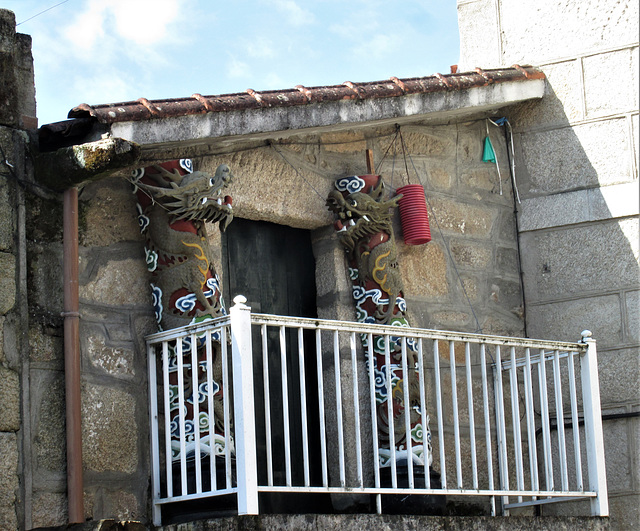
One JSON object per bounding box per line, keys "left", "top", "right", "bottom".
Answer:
{"left": 222, "top": 218, "right": 327, "bottom": 513}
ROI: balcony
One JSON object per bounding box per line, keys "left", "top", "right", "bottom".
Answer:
{"left": 145, "top": 296, "right": 608, "bottom": 526}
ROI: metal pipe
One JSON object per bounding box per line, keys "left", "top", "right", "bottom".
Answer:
{"left": 63, "top": 186, "right": 84, "bottom": 523}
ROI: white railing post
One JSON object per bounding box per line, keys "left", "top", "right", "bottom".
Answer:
{"left": 230, "top": 295, "right": 259, "bottom": 515}
{"left": 579, "top": 330, "right": 609, "bottom": 517}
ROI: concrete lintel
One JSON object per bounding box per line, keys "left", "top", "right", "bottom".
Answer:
{"left": 108, "top": 79, "right": 545, "bottom": 150}
{"left": 34, "top": 137, "right": 141, "bottom": 191}
{"left": 519, "top": 181, "right": 640, "bottom": 232}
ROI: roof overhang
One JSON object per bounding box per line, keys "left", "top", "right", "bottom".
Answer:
{"left": 35, "top": 67, "right": 545, "bottom": 187}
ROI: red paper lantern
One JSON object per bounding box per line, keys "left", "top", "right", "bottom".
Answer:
{"left": 397, "top": 184, "right": 431, "bottom": 245}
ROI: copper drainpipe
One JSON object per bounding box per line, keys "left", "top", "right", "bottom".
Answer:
{"left": 63, "top": 187, "right": 84, "bottom": 523}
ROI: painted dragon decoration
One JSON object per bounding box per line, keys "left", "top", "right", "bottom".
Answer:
{"left": 132, "top": 159, "right": 234, "bottom": 471}
{"left": 327, "top": 174, "right": 432, "bottom": 471}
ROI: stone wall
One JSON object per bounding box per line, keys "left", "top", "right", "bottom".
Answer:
{"left": 0, "top": 8, "right": 36, "bottom": 530}
{"left": 24, "top": 118, "right": 525, "bottom": 525}
{"left": 458, "top": 0, "right": 639, "bottom": 528}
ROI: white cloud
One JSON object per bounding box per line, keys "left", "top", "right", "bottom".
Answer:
{"left": 263, "top": 72, "right": 286, "bottom": 89}
{"left": 269, "top": 0, "right": 314, "bottom": 26}
{"left": 246, "top": 37, "right": 276, "bottom": 59}
{"left": 227, "top": 56, "right": 251, "bottom": 79}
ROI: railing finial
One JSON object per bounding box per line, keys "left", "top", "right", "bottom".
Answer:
{"left": 233, "top": 295, "right": 248, "bottom": 308}
{"left": 581, "top": 330, "right": 593, "bottom": 342}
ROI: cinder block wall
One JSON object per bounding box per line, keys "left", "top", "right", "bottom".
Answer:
{"left": 458, "top": 0, "right": 639, "bottom": 528}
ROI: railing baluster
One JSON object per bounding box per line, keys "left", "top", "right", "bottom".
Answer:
{"left": 465, "top": 342, "right": 478, "bottom": 489}
{"left": 553, "top": 350, "right": 569, "bottom": 491}
{"left": 385, "top": 334, "right": 397, "bottom": 488}
{"left": 350, "top": 332, "right": 363, "bottom": 487}
{"left": 580, "top": 332, "right": 609, "bottom": 516}
{"left": 176, "top": 338, "right": 188, "bottom": 496}
{"left": 367, "top": 333, "right": 382, "bottom": 513}
{"left": 401, "top": 337, "right": 414, "bottom": 488}
{"left": 148, "top": 344, "right": 161, "bottom": 525}
{"left": 162, "top": 341, "right": 173, "bottom": 499}
{"left": 205, "top": 330, "right": 216, "bottom": 491}
{"left": 316, "top": 329, "right": 328, "bottom": 487}
{"left": 567, "top": 350, "right": 583, "bottom": 491}
{"left": 523, "top": 347, "right": 539, "bottom": 494}
{"left": 433, "top": 340, "right": 446, "bottom": 489}
{"left": 494, "top": 345, "right": 509, "bottom": 513}
{"left": 538, "top": 348, "right": 554, "bottom": 493}
{"left": 221, "top": 326, "right": 232, "bottom": 490}
{"left": 509, "top": 347, "right": 524, "bottom": 502}
{"left": 261, "top": 324, "right": 273, "bottom": 486}
{"left": 299, "top": 327, "right": 310, "bottom": 487}
{"left": 191, "top": 333, "right": 202, "bottom": 494}
{"left": 333, "top": 330, "right": 346, "bottom": 487}
{"left": 480, "top": 344, "right": 495, "bottom": 516}
{"left": 279, "top": 325, "right": 292, "bottom": 487}
{"left": 145, "top": 314, "right": 606, "bottom": 517}
{"left": 450, "top": 341, "right": 462, "bottom": 489}
{"left": 417, "top": 338, "right": 430, "bottom": 489}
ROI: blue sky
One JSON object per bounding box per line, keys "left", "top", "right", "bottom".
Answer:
{"left": 4, "top": 0, "right": 460, "bottom": 126}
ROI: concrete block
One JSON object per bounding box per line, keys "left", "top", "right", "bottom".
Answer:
{"left": 450, "top": 240, "right": 492, "bottom": 269}
{"left": 399, "top": 240, "right": 449, "bottom": 298}
{"left": 489, "top": 278, "right": 522, "bottom": 310}
{"left": 519, "top": 181, "right": 640, "bottom": 232}
{"left": 80, "top": 177, "right": 144, "bottom": 247}
{"left": 427, "top": 197, "right": 494, "bottom": 237}
{"left": 396, "top": 128, "right": 456, "bottom": 158}
{"left": 583, "top": 49, "right": 638, "bottom": 119}
{"left": 597, "top": 348, "right": 640, "bottom": 405}
{"left": 28, "top": 242, "right": 64, "bottom": 316}
{"left": 201, "top": 150, "right": 334, "bottom": 231}
{"left": 82, "top": 383, "right": 138, "bottom": 474}
{"left": 608, "top": 493, "right": 640, "bottom": 531}
{"left": 80, "top": 257, "right": 150, "bottom": 307}
{"left": 31, "top": 490, "right": 67, "bottom": 528}
{"left": 603, "top": 418, "right": 633, "bottom": 492}
{"left": 527, "top": 295, "right": 622, "bottom": 346}
{"left": 520, "top": 118, "right": 632, "bottom": 195}
{"left": 625, "top": 291, "right": 639, "bottom": 343}
{"left": 496, "top": 247, "right": 519, "bottom": 276}
{"left": 313, "top": 243, "right": 352, "bottom": 299}
{"left": 29, "top": 325, "right": 63, "bottom": 365}
{"left": 520, "top": 219, "right": 640, "bottom": 302}
{"left": 0, "top": 432, "right": 18, "bottom": 530}
{"left": 457, "top": 0, "right": 501, "bottom": 69}
{"left": 81, "top": 325, "right": 136, "bottom": 380}
{"left": 0, "top": 315, "right": 4, "bottom": 364}
{"left": 459, "top": 166, "right": 504, "bottom": 197}
{"left": 0, "top": 366, "right": 19, "bottom": 431}
{"left": 33, "top": 372, "right": 66, "bottom": 473}
{"left": 432, "top": 311, "right": 472, "bottom": 331}
{"left": 0, "top": 251, "right": 15, "bottom": 314}
{"left": 512, "top": 60, "right": 583, "bottom": 128}
{"left": 320, "top": 131, "right": 366, "bottom": 153}
{"left": 498, "top": 0, "right": 639, "bottom": 65}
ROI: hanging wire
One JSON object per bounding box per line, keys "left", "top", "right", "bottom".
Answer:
{"left": 398, "top": 129, "right": 412, "bottom": 186}
{"left": 402, "top": 141, "right": 485, "bottom": 336}
{"left": 270, "top": 141, "right": 326, "bottom": 202}
{"left": 17, "top": 0, "right": 70, "bottom": 25}
{"left": 487, "top": 119, "right": 503, "bottom": 196}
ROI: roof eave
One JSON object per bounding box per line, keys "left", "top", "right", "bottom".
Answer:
{"left": 106, "top": 78, "right": 544, "bottom": 153}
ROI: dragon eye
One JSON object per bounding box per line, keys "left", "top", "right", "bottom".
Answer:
{"left": 209, "top": 178, "right": 214, "bottom": 187}
{"left": 349, "top": 199, "right": 357, "bottom": 207}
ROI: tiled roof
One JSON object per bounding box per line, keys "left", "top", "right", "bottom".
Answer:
{"left": 67, "top": 66, "right": 544, "bottom": 125}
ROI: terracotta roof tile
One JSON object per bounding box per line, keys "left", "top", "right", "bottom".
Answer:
{"left": 67, "top": 66, "right": 544, "bottom": 125}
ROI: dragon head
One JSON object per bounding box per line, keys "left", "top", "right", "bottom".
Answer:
{"left": 133, "top": 162, "right": 235, "bottom": 231}
{"left": 326, "top": 175, "right": 401, "bottom": 250}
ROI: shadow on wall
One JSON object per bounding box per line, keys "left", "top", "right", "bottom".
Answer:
{"left": 509, "top": 81, "right": 639, "bottom": 523}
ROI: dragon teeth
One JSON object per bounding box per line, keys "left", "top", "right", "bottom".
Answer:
{"left": 363, "top": 215, "right": 370, "bottom": 222}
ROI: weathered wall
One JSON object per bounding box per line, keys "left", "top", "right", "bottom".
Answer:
{"left": 0, "top": 8, "right": 36, "bottom": 531}
{"left": 458, "top": 0, "right": 639, "bottom": 528}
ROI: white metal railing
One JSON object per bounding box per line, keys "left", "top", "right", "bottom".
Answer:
{"left": 146, "top": 296, "right": 608, "bottom": 525}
